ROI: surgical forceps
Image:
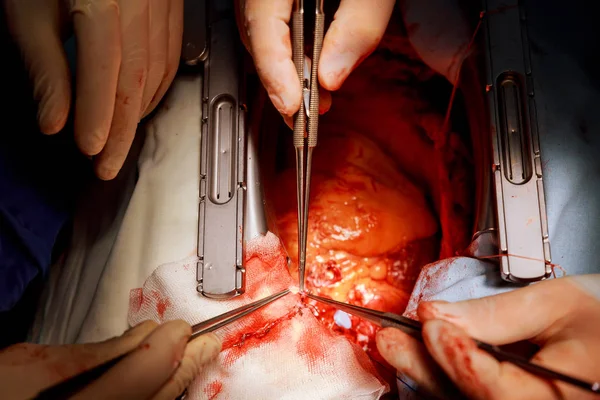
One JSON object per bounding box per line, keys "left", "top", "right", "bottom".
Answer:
{"left": 292, "top": 0, "right": 325, "bottom": 292}
{"left": 306, "top": 293, "right": 600, "bottom": 395}
{"left": 33, "top": 289, "right": 290, "bottom": 399}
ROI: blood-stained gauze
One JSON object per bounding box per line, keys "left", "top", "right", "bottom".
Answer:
{"left": 128, "top": 233, "right": 387, "bottom": 399}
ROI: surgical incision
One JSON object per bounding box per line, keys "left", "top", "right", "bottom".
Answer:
{"left": 267, "top": 20, "right": 473, "bottom": 369}
{"left": 272, "top": 128, "right": 440, "bottom": 357}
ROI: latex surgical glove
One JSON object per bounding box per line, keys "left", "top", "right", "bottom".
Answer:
{"left": 3, "top": 0, "right": 184, "bottom": 180}
{"left": 235, "top": 0, "right": 472, "bottom": 120}
{"left": 235, "top": 0, "right": 396, "bottom": 118}
{"left": 376, "top": 274, "right": 600, "bottom": 400}
{"left": 0, "top": 320, "right": 221, "bottom": 400}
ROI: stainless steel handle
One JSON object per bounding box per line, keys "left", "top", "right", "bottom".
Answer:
{"left": 308, "top": 12, "right": 324, "bottom": 148}
{"left": 292, "top": 10, "right": 305, "bottom": 148}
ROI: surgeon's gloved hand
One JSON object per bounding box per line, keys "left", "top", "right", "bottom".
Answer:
{"left": 376, "top": 275, "right": 600, "bottom": 400}
{"left": 0, "top": 320, "right": 221, "bottom": 400}
{"left": 235, "top": 0, "right": 394, "bottom": 118}
{"left": 3, "top": 0, "right": 184, "bottom": 180}
{"left": 236, "top": 0, "right": 472, "bottom": 120}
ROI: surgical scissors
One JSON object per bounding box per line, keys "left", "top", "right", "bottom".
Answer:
{"left": 306, "top": 292, "right": 600, "bottom": 394}
{"left": 292, "top": 0, "right": 325, "bottom": 292}
{"left": 33, "top": 289, "right": 290, "bottom": 399}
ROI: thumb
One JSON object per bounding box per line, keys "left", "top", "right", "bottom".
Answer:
{"left": 318, "top": 0, "right": 396, "bottom": 91}
{"left": 400, "top": 0, "right": 473, "bottom": 85}
{"left": 150, "top": 333, "right": 222, "bottom": 400}
{"left": 4, "top": 0, "right": 71, "bottom": 134}
{"left": 376, "top": 327, "right": 460, "bottom": 398}
{"left": 72, "top": 320, "right": 193, "bottom": 400}
{"left": 416, "top": 277, "right": 583, "bottom": 345}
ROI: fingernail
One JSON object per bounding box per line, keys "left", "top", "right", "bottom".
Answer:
{"left": 424, "top": 320, "right": 478, "bottom": 379}
{"left": 376, "top": 328, "right": 410, "bottom": 370}
{"left": 319, "top": 51, "right": 358, "bottom": 91}
{"left": 426, "top": 321, "right": 476, "bottom": 367}
{"left": 417, "top": 301, "right": 455, "bottom": 322}
{"left": 95, "top": 163, "right": 119, "bottom": 181}
{"left": 36, "top": 81, "right": 69, "bottom": 135}
{"left": 167, "top": 324, "right": 192, "bottom": 365}
{"left": 268, "top": 92, "right": 287, "bottom": 114}
{"left": 195, "top": 334, "right": 222, "bottom": 366}
{"left": 271, "top": 86, "right": 301, "bottom": 117}
{"left": 319, "top": 90, "right": 332, "bottom": 115}
{"left": 264, "top": 65, "right": 302, "bottom": 117}
{"left": 424, "top": 320, "right": 491, "bottom": 398}
{"left": 283, "top": 115, "right": 293, "bottom": 130}
{"left": 38, "top": 102, "right": 67, "bottom": 135}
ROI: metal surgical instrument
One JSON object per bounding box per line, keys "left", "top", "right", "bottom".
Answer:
{"left": 292, "top": 0, "right": 325, "bottom": 292}
{"left": 306, "top": 292, "right": 600, "bottom": 395}
{"left": 33, "top": 289, "right": 290, "bottom": 400}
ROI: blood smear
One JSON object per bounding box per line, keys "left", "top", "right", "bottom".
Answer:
{"left": 204, "top": 380, "right": 223, "bottom": 399}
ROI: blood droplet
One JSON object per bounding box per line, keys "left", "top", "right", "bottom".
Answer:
{"left": 204, "top": 380, "right": 223, "bottom": 399}
{"left": 150, "top": 290, "right": 172, "bottom": 320}
{"left": 130, "top": 288, "right": 145, "bottom": 313}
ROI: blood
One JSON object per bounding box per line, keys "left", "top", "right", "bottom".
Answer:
{"left": 31, "top": 345, "right": 50, "bottom": 360}
{"left": 204, "top": 380, "right": 223, "bottom": 399}
{"left": 417, "top": 301, "right": 458, "bottom": 323}
{"left": 116, "top": 92, "right": 130, "bottom": 105}
{"left": 221, "top": 306, "right": 301, "bottom": 367}
{"left": 436, "top": 324, "right": 490, "bottom": 397}
{"left": 296, "top": 324, "right": 329, "bottom": 370}
{"left": 204, "top": 4, "right": 487, "bottom": 394}
{"left": 307, "top": 260, "right": 342, "bottom": 287}
{"left": 150, "top": 291, "right": 172, "bottom": 320}
{"left": 130, "top": 288, "right": 145, "bottom": 313}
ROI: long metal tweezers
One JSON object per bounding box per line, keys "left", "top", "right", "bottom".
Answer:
{"left": 34, "top": 289, "right": 290, "bottom": 399}
{"left": 306, "top": 293, "right": 600, "bottom": 394}
{"left": 292, "top": 0, "right": 325, "bottom": 292}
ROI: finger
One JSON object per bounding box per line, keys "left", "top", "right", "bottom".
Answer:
{"left": 71, "top": 0, "right": 122, "bottom": 156}
{"left": 140, "top": 0, "right": 169, "bottom": 116}
{"left": 320, "top": 89, "right": 332, "bottom": 114}
{"left": 400, "top": 0, "right": 472, "bottom": 84}
{"left": 235, "top": 0, "right": 250, "bottom": 51}
{"left": 417, "top": 277, "right": 588, "bottom": 345}
{"left": 244, "top": 0, "right": 301, "bottom": 116}
{"left": 150, "top": 333, "right": 221, "bottom": 400}
{"left": 4, "top": 0, "right": 71, "bottom": 134}
{"left": 423, "top": 320, "right": 560, "bottom": 400}
{"left": 93, "top": 0, "right": 150, "bottom": 180}
{"left": 376, "top": 328, "right": 460, "bottom": 399}
{"left": 143, "top": 0, "right": 183, "bottom": 117}
{"left": 80, "top": 320, "right": 160, "bottom": 366}
{"left": 73, "top": 320, "right": 192, "bottom": 400}
{"left": 282, "top": 89, "right": 331, "bottom": 130}
{"left": 530, "top": 340, "right": 600, "bottom": 399}
{"left": 0, "top": 321, "right": 158, "bottom": 399}
{"left": 318, "top": 0, "right": 395, "bottom": 91}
